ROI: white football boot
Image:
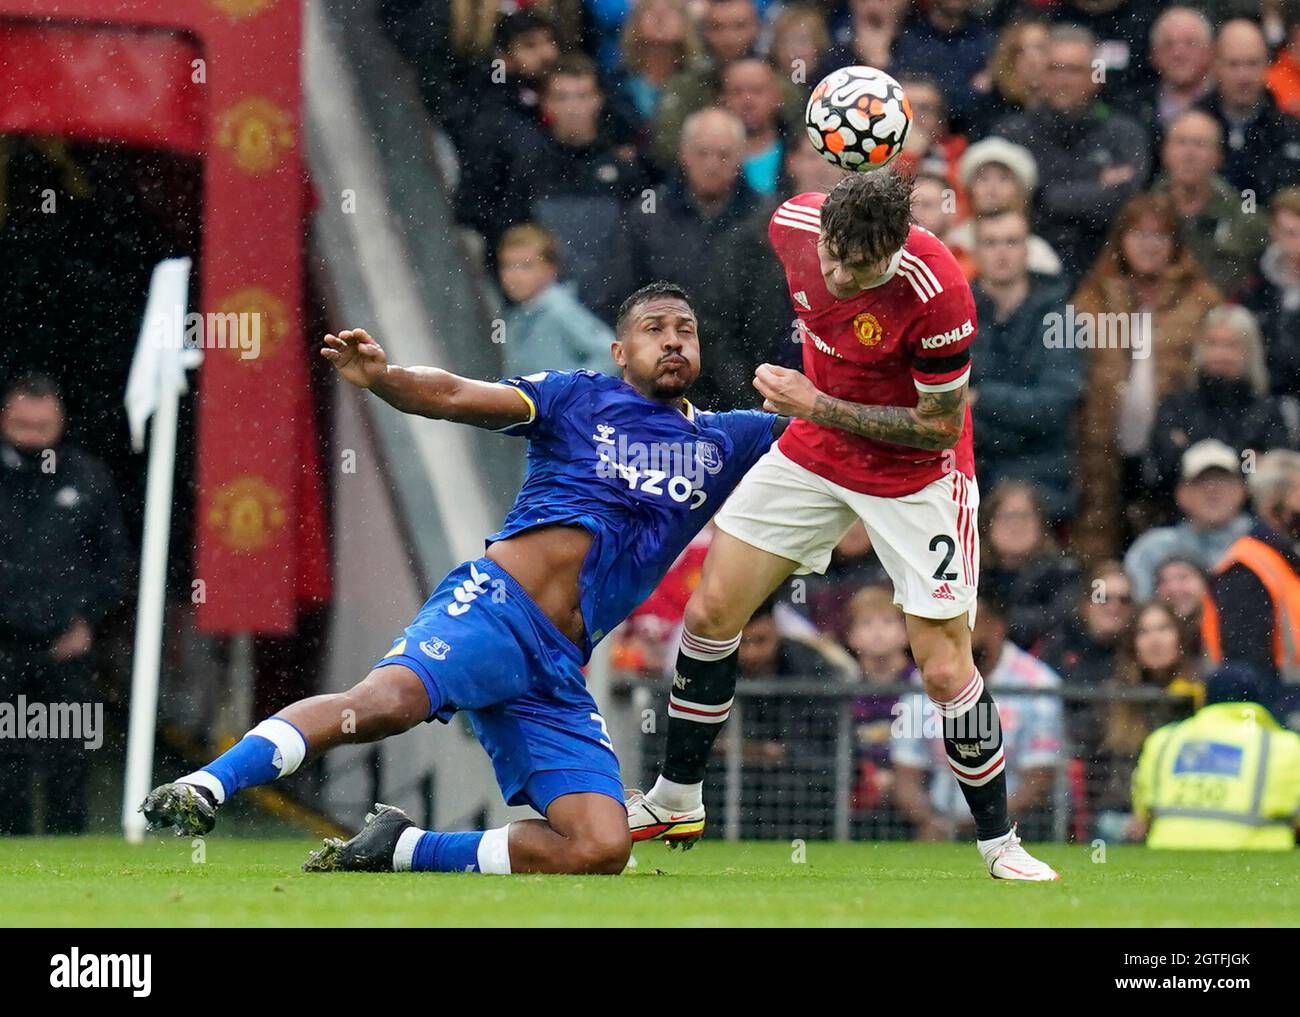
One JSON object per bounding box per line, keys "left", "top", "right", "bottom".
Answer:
{"left": 625, "top": 789, "right": 706, "bottom": 849}
{"left": 978, "top": 824, "right": 1060, "bottom": 881}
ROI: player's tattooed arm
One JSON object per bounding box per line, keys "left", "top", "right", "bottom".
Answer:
{"left": 321, "top": 329, "right": 530, "bottom": 430}
{"left": 808, "top": 384, "right": 966, "bottom": 450}
{"left": 752, "top": 362, "right": 965, "bottom": 451}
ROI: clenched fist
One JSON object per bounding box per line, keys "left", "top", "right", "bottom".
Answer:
{"left": 753, "top": 362, "right": 819, "bottom": 418}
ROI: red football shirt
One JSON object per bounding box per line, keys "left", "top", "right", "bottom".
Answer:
{"left": 769, "top": 192, "right": 976, "bottom": 498}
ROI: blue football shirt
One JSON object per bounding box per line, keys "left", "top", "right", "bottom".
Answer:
{"left": 486, "top": 370, "right": 776, "bottom": 657}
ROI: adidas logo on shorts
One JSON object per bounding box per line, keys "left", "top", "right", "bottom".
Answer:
{"left": 932, "top": 583, "right": 956, "bottom": 601}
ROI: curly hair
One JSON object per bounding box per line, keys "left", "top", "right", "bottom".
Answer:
{"left": 820, "top": 170, "right": 914, "bottom": 265}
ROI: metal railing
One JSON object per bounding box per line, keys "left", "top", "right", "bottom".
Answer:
{"left": 612, "top": 675, "right": 1196, "bottom": 843}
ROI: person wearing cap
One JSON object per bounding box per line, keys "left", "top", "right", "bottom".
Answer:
{"left": 1124, "top": 439, "right": 1252, "bottom": 602}
{"left": 1203, "top": 449, "right": 1300, "bottom": 723}
{"left": 946, "top": 136, "right": 1064, "bottom": 280}
{"left": 1130, "top": 666, "right": 1300, "bottom": 849}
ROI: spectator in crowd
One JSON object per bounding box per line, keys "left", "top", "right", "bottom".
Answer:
{"left": 1130, "top": 6, "right": 1215, "bottom": 140}
{"left": 947, "top": 137, "right": 1063, "bottom": 279}
{"left": 1124, "top": 439, "right": 1252, "bottom": 603}
{"left": 1039, "top": 560, "right": 1134, "bottom": 691}
{"left": 452, "top": 12, "right": 562, "bottom": 256}
{"left": 1131, "top": 666, "right": 1300, "bottom": 849}
{"left": 1147, "top": 306, "right": 1291, "bottom": 499}
{"left": 895, "top": 74, "right": 968, "bottom": 190}
{"left": 1239, "top": 186, "right": 1300, "bottom": 397}
{"left": 843, "top": 586, "right": 910, "bottom": 827}
{"left": 381, "top": 2, "right": 577, "bottom": 131}
{"left": 1087, "top": 600, "right": 1203, "bottom": 841}
{"left": 813, "top": 0, "right": 907, "bottom": 85}
{"left": 0, "top": 375, "right": 129, "bottom": 834}
{"left": 1150, "top": 109, "right": 1269, "bottom": 294}
{"left": 1200, "top": 19, "right": 1300, "bottom": 202}
{"left": 1267, "top": 0, "right": 1300, "bottom": 117}
{"left": 908, "top": 172, "right": 960, "bottom": 250}
{"left": 1203, "top": 449, "right": 1300, "bottom": 725}
{"left": 979, "top": 480, "right": 1081, "bottom": 652}
{"left": 502, "top": 57, "right": 647, "bottom": 321}
{"left": 768, "top": 3, "right": 831, "bottom": 89}
{"left": 720, "top": 58, "right": 789, "bottom": 195}
{"left": 1154, "top": 555, "right": 1210, "bottom": 629}
{"left": 1052, "top": 0, "right": 1161, "bottom": 108}
{"left": 892, "top": 593, "right": 1063, "bottom": 841}
{"left": 739, "top": 594, "right": 857, "bottom": 683}
{"left": 1072, "top": 192, "right": 1221, "bottom": 560}
{"left": 497, "top": 224, "right": 616, "bottom": 377}
{"left": 650, "top": 0, "right": 776, "bottom": 169}
{"left": 444, "top": 10, "right": 559, "bottom": 151}
{"left": 968, "top": 209, "right": 1081, "bottom": 520}
{"left": 628, "top": 107, "right": 786, "bottom": 408}
{"left": 997, "top": 25, "right": 1151, "bottom": 281}
{"left": 965, "top": 17, "right": 1050, "bottom": 136}
{"left": 892, "top": 0, "right": 995, "bottom": 130}
{"left": 781, "top": 132, "right": 847, "bottom": 196}
{"left": 608, "top": 0, "right": 700, "bottom": 121}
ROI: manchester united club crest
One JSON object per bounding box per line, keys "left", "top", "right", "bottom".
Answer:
{"left": 206, "top": 476, "right": 287, "bottom": 552}
{"left": 215, "top": 97, "right": 294, "bottom": 175}
{"left": 853, "top": 312, "right": 883, "bottom": 347}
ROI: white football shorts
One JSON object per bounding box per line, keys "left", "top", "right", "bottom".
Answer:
{"left": 713, "top": 445, "right": 979, "bottom": 624}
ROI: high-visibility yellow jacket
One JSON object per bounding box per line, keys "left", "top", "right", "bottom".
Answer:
{"left": 1132, "top": 702, "right": 1300, "bottom": 850}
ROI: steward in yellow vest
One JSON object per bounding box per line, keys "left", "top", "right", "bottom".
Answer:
{"left": 1132, "top": 668, "right": 1300, "bottom": 850}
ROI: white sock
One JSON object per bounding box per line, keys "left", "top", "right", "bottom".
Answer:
{"left": 647, "top": 775, "right": 703, "bottom": 811}
{"left": 477, "top": 825, "right": 512, "bottom": 874}
{"left": 177, "top": 770, "right": 227, "bottom": 805}
{"left": 392, "top": 826, "right": 423, "bottom": 872}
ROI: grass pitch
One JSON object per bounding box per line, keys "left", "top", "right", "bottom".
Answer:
{"left": 1, "top": 837, "right": 1295, "bottom": 927}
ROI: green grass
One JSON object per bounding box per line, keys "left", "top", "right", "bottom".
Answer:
{"left": 1, "top": 837, "right": 1295, "bottom": 927}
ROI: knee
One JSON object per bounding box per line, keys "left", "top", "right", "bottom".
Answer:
{"left": 566, "top": 825, "right": 632, "bottom": 875}
{"left": 918, "top": 653, "right": 971, "bottom": 703}
{"left": 684, "top": 583, "right": 739, "bottom": 640}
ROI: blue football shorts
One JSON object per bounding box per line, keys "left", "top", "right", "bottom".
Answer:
{"left": 373, "top": 557, "right": 624, "bottom": 815}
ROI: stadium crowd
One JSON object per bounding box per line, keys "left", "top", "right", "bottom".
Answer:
{"left": 374, "top": 0, "right": 1300, "bottom": 842}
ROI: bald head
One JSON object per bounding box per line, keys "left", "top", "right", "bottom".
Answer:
{"left": 679, "top": 108, "right": 745, "bottom": 202}
{"left": 1215, "top": 18, "right": 1270, "bottom": 112}
{"left": 1151, "top": 7, "right": 1213, "bottom": 89}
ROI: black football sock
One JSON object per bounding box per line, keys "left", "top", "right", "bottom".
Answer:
{"left": 932, "top": 670, "right": 1011, "bottom": 841}
{"left": 659, "top": 627, "right": 742, "bottom": 786}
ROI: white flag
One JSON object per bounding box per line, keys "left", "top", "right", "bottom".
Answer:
{"left": 125, "top": 257, "right": 202, "bottom": 451}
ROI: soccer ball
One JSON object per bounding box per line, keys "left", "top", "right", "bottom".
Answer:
{"left": 805, "top": 66, "right": 912, "bottom": 172}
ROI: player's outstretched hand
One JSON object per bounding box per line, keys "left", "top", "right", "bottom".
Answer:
{"left": 753, "top": 363, "right": 818, "bottom": 418}
{"left": 321, "top": 329, "right": 388, "bottom": 389}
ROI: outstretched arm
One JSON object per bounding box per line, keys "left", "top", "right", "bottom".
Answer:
{"left": 321, "top": 329, "right": 530, "bottom": 430}
{"left": 752, "top": 363, "right": 966, "bottom": 451}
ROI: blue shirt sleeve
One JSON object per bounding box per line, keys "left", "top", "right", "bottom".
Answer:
{"left": 704, "top": 409, "right": 778, "bottom": 472}
{"left": 496, "top": 370, "right": 588, "bottom": 440}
